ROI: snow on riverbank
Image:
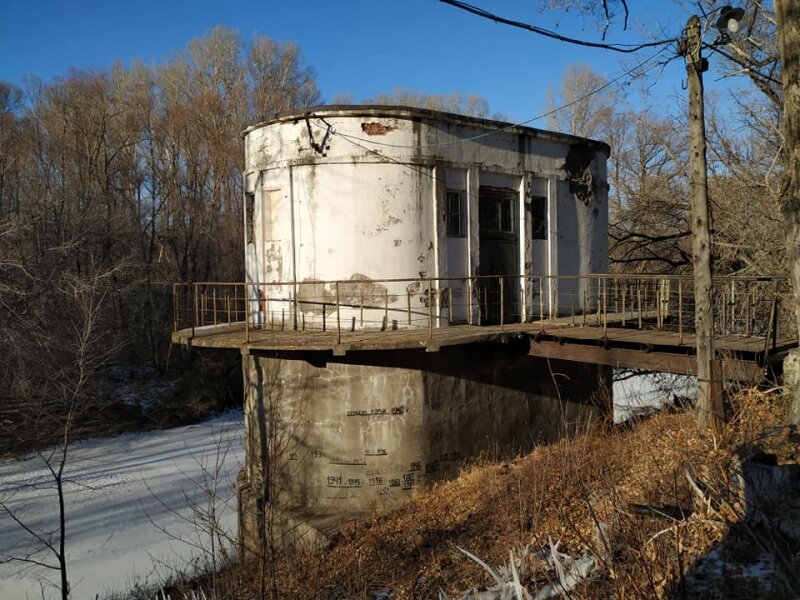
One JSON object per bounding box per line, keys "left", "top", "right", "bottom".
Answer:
{"left": 613, "top": 370, "right": 696, "bottom": 422}
{"left": 0, "top": 411, "right": 244, "bottom": 600}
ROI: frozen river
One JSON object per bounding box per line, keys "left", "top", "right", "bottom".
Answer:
{"left": 0, "top": 371, "right": 688, "bottom": 599}
{"left": 0, "top": 411, "right": 244, "bottom": 600}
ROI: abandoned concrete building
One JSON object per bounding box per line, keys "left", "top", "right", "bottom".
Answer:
{"left": 174, "top": 105, "right": 613, "bottom": 550}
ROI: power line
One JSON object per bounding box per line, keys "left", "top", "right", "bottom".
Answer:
{"left": 439, "top": 0, "right": 677, "bottom": 54}
{"left": 314, "top": 45, "right": 675, "bottom": 152}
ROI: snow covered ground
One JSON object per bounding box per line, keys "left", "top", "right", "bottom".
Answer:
{"left": 613, "top": 370, "right": 696, "bottom": 422}
{"left": 0, "top": 411, "right": 244, "bottom": 600}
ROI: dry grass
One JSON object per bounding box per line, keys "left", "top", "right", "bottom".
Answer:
{"left": 187, "top": 389, "right": 798, "bottom": 599}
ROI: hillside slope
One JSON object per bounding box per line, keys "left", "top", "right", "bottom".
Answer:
{"left": 188, "top": 391, "right": 800, "bottom": 599}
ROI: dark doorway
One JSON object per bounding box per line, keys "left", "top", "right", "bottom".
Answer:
{"left": 478, "top": 186, "right": 520, "bottom": 324}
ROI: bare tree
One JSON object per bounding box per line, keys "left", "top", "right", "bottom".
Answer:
{"left": 546, "top": 63, "right": 617, "bottom": 139}
{"left": 0, "top": 265, "right": 120, "bottom": 599}
{"left": 363, "top": 87, "right": 496, "bottom": 118}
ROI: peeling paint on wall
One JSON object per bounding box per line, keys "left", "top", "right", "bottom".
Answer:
{"left": 296, "top": 278, "right": 331, "bottom": 315}
{"left": 339, "top": 273, "right": 398, "bottom": 305}
{"left": 361, "top": 122, "right": 395, "bottom": 136}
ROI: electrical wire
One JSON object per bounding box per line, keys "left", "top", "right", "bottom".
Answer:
{"left": 439, "top": 0, "right": 677, "bottom": 54}
{"left": 314, "top": 44, "right": 676, "bottom": 152}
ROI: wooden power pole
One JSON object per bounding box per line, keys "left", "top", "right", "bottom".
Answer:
{"left": 681, "top": 16, "right": 723, "bottom": 429}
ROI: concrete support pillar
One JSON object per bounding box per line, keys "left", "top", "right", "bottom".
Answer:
{"left": 236, "top": 347, "right": 609, "bottom": 555}
{"left": 783, "top": 348, "right": 800, "bottom": 424}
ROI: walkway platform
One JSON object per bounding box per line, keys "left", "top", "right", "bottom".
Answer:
{"left": 172, "top": 318, "right": 795, "bottom": 381}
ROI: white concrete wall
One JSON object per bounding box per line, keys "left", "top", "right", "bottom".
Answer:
{"left": 243, "top": 107, "right": 610, "bottom": 328}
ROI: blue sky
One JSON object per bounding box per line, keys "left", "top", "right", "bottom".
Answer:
{"left": 0, "top": 0, "right": 737, "bottom": 122}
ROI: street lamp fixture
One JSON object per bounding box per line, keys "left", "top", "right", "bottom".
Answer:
{"left": 716, "top": 6, "right": 746, "bottom": 35}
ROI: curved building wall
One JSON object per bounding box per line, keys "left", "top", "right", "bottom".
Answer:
{"left": 243, "top": 107, "right": 609, "bottom": 330}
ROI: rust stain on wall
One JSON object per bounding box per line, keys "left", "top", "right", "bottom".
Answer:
{"left": 361, "top": 122, "right": 395, "bottom": 136}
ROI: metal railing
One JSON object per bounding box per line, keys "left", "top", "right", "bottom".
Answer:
{"left": 172, "top": 274, "right": 792, "bottom": 349}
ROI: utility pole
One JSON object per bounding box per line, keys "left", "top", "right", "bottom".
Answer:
{"left": 680, "top": 15, "right": 722, "bottom": 429}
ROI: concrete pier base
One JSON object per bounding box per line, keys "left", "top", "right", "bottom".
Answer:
{"left": 783, "top": 348, "right": 800, "bottom": 425}
{"left": 237, "top": 343, "right": 610, "bottom": 552}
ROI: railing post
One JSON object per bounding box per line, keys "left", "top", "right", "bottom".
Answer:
{"left": 745, "top": 290, "right": 752, "bottom": 337}
{"left": 360, "top": 290, "right": 365, "bottom": 329}
{"left": 448, "top": 287, "right": 453, "bottom": 326}
{"left": 233, "top": 285, "right": 238, "bottom": 322}
{"left": 407, "top": 289, "right": 412, "bottom": 325}
{"left": 679, "top": 279, "right": 684, "bottom": 344}
{"left": 193, "top": 284, "right": 199, "bottom": 329}
{"left": 336, "top": 281, "right": 341, "bottom": 345}
{"left": 244, "top": 284, "right": 249, "bottom": 343}
{"left": 637, "top": 282, "right": 643, "bottom": 329}
{"left": 596, "top": 277, "right": 601, "bottom": 324}
{"left": 268, "top": 286, "right": 274, "bottom": 330}
{"left": 384, "top": 288, "right": 389, "bottom": 330}
{"left": 622, "top": 285, "right": 627, "bottom": 327}
{"left": 657, "top": 285, "right": 663, "bottom": 330}
{"left": 772, "top": 282, "right": 780, "bottom": 353}
{"left": 571, "top": 294, "right": 575, "bottom": 326}
{"left": 427, "top": 282, "right": 433, "bottom": 339}
{"left": 467, "top": 279, "right": 473, "bottom": 325}
{"left": 212, "top": 289, "right": 218, "bottom": 326}
{"left": 603, "top": 278, "right": 608, "bottom": 335}
{"left": 499, "top": 276, "right": 504, "bottom": 331}
{"left": 293, "top": 288, "right": 298, "bottom": 331}
{"left": 226, "top": 292, "right": 231, "bottom": 324}
{"left": 582, "top": 288, "right": 587, "bottom": 327}
{"left": 540, "top": 277, "right": 545, "bottom": 327}
{"left": 172, "top": 283, "right": 179, "bottom": 333}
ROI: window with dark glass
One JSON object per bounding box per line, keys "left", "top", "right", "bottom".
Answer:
{"left": 446, "top": 190, "right": 466, "bottom": 237}
{"left": 478, "top": 187, "right": 517, "bottom": 234}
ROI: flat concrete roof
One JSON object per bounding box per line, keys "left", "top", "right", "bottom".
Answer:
{"left": 242, "top": 104, "right": 611, "bottom": 155}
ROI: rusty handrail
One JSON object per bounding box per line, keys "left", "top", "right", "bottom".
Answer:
{"left": 172, "top": 275, "right": 794, "bottom": 356}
